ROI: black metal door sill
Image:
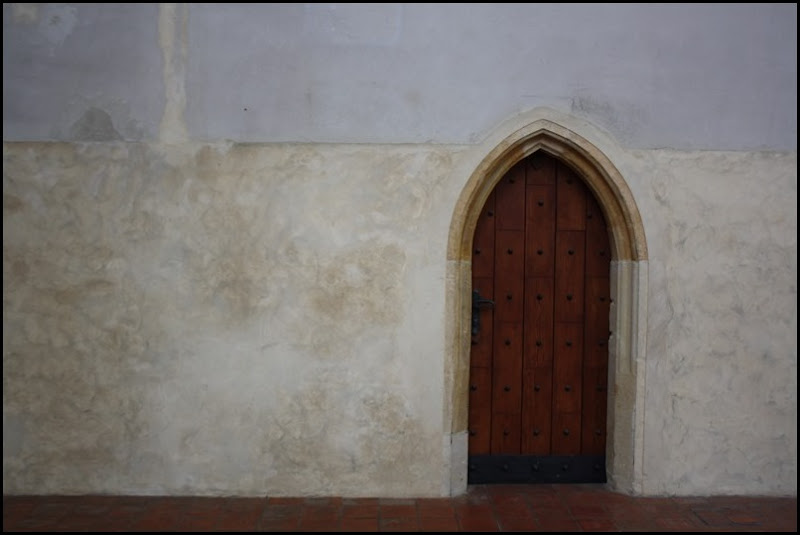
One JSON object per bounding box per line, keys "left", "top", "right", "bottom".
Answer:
{"left": 468, "top": 455, "right": 606, "bottom": 484}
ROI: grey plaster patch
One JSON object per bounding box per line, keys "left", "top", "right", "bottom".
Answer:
{"left": 3, "top": 193, "right": 25, "bottom": 213}
{"left": 10, "top": 3, "right": 39, "bottom": 24}
{"left": 38, "top": 4, "right": 78, "bottom": 47}
{"left": 69, "top": 108, "right": 123, "bottom": 141}
{"left": 2, "top": 414, "right": 25, "bottom": 458}
{"left": 3, "top": 4, "right": 164, "bottom": 141}
{"left": 158, "top": 3, "right": 188, "bottom": 143}
{"left": 302, "top": 3, "right": 402, "bottom": 46}
{"left": 570, "top": 94, "right": 649, "bottom": 147}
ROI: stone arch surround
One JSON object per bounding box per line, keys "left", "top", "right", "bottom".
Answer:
{"left": 445, "top": 111, "right": 649, "bottom": 495}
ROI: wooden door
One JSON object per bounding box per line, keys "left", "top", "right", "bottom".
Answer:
{"left": 468, "top": 151, "right": 610, "bottom": 484}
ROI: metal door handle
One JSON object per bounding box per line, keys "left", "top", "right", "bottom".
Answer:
{"left": 471, "top": 290, "right": 495, "bottom": 336}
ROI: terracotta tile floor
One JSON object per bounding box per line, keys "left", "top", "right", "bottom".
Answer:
{"left": 3, "top": 484, "right": 796, "bottom": 532}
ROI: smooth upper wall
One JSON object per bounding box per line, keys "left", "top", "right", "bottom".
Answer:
{"left": 3, "top": 3, "right": 797, "bottom": 148}
{"left": 3, "top": 4, "right": 797, "bottom": 497}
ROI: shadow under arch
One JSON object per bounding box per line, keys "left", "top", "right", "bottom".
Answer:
{"left": 445, "top": 116, "right": 648, "bottom": 496}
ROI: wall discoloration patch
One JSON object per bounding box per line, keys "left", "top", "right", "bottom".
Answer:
{"left": 262, "top": 369, "right": 442, "bottom": 496}
{"left": 159, "top": 3, "right": 189, "bottom": 143}
{"left": 299, "top": 242, "right": 406, "bottom": 358}
{"left": 3, "top": 193, "right": 24, "bottom": 213}
{"left": 69, "top": 108, "right": 123, "bottom": 142}
{"left": 10, "top": 3, "right": 40, "bottom": 24}
{"left": 571, "top": 94, "right": 649, "bottom": 146}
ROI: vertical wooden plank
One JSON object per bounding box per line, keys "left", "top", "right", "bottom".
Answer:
{"left": 581, "top": 366, "right": 608, "bottom": 455}
{"left": 468, "top": 366, "right": 492, "bottom": 454}
{"left": 552, "top": 322, "right": 583, "bottom": 454}
{"left": 491, "top": 322, "right": 523, "bottom": 415}
{"left": 494, "top": 163, "right": 526, "bottom": 231}
{"left": 472, "top": 192, "right": 496, "bottom": 279}
{"left": 553, "top": 323, "right": 584, "bottom": 414}
{"left": 470, "top": 187, "right": 495, "bottom": 458}
{"left": 523, "top": 277, "right": 554, "bottom": 369}
{"left": 582, "top": 190, "right": 610, "bottom": 456}
{"left": 494, "top": 231, "right": 525, "bottom": 324}
{"left": 471, "top": 190, "right": 495, "bottom": 366}
{"left": 491, "top": 412, "right": 521, "bottom": 454}
{"left": 525, "top": 184, "right": 556, "bottom": 278}
{"left": 526, "top": 152, "right": 557, "bottom": 185}
{"left": 556, "top": 163, "right": 587, "bottom": 231}
{"left": 521, "top": 367, "right": 553, "bottom": 455}
{"left": 554, "top": 231, "right": 586, "bottom": 323}
{"left": 551, "top": 412, "right": 582, "bottom": 455}
{"left": 585, "top": 194, "right": 610, "bottom": 277}
{"left": 583, "top": 277, "right": 610, "bottom": 369}
{"left": 489, "top": 160, "right": 525, "bottom": 457}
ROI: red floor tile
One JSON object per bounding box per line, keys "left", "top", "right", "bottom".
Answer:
{"left": 343, "top": 497, "right": 380, "bottom": 505}
{"left": 608, "top": 510, "right": 660, "bottom": 531}
{"left": 497, "top": 514, "right": 540, "bottom": 531}
{"left": 419, "top": 515, "right": 460, "bottom": 531}
{"left": 536, "top": 512, "right": 582, "bottom": 531}
{"left": 457, "top": 511, "right": 499, "bottom": 531}
{"left": 568, "top": 503, "right": 608, "bottom": 517}
{"left": 454, "top": 501, "right": 494, "bottom": 517}
{"left": 297, "top": 510, "right": 340, "bottom": 530}
{"left": 577, "top": 517, "right": 618, "bottom": 531}
{"left": 341, "top": 503, "right": 379, "bottom": 518}
{"left": 725, "top": 512, "right": 761, "bottom": 525}
{"left": 380, "top": 516, "right": 419, "bottom": 531}
{"left": 655, "top": 515, "right": 705, "bottom": 530}
{"left": 267, "top": 496, "right": 304, "bottom": 505}
{"left": 417, "top": 497, "right": 456, "bottom": 518}
{"left": 130, "top": 512, "right": 181, "bottom": 531}
{"left": 214, "top": 509, "right": 262, "bottom": 531}
{"left": 693, "top": 508, "right": 735, "bottom": 528}
{"left": 259, "top": 517, "right": 299, "bottom": 531}
{"left": 380, "top": 503, "right": 417, "bottom": 518}
{"left": 340, "top": 516, "right": 379, "bottom": 531}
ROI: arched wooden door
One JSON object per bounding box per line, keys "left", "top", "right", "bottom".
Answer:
{"left": 468, "top": 151, "right": 610, "bottom": 484}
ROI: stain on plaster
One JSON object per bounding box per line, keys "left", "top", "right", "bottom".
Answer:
{"left": 311, "top": 243, "right": 405, "bottom": 327}
{"left": 158, "top": 3, "right": 189, "bottom": 142}
{"left": 10, "top": 3, "right": 39, "bottom": 24}
{"left": 571, "top": 94, "right": 648, "bottom": 144}
{"left": 264, "top": 370, "right": 439, "bottom": 495}
{"left": 4, "top": 193, "right": 25, "bottom": 213}
{"left": 302, "top": 3, "right": 403, "bottom": 46}
{"left": 287, "top": 241, "right": 407, "bottom": 359}
{"left": 9, "top": 3, "right": 78, "bottom": 48}
{"left": 41, "top": 4, "right": 78, "bottom": 47}
{"left": 69, "top": 108, "right": 123, "bottom": 141}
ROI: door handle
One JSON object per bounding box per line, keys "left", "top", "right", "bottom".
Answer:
{"left": 471, "top": 289, "right": 495, "bottom": 336}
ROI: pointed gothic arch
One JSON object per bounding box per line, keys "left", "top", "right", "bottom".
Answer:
{"left": 445, "top": 114, "right": 649, "bottom": 495}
